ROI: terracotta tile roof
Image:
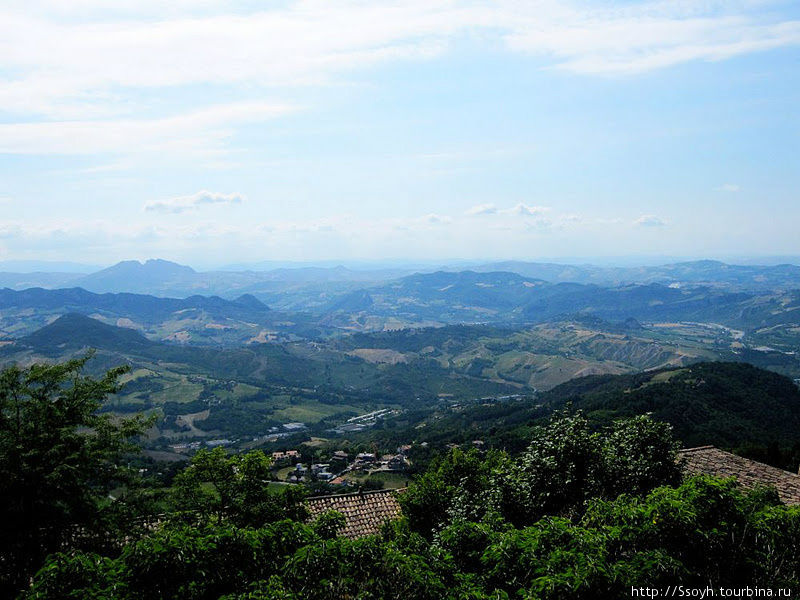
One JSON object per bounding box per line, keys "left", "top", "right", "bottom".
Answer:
{"left": 679, "top": 446, "right": 800, "bottom": 505}
{"left": 305, "top": 489, "right": 403, "bottom": 539}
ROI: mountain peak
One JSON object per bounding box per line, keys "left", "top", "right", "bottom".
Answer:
{"left": 21, "top": 313, "right": 154, "bottom": 353}
{"left": 233, "top": 293, "right": 269, "bottom": 310}
{"left": 105, "top": 258, "right": 196, "bottom": 274}
{"left": 74, "top": 259, "right": 196, "bottom": 294}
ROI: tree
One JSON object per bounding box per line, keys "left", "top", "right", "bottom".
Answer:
{"left": 398, "top": 447, "right": 506, "bottom": 537}
{"left": 0, "top": 355, "right": 152, "bottom": 596}
{"left": 171, "top": 447, "right": 307, "bottom": 527}
{"left": 510, "top": 410, "right": 603, "bottom": 523}
{"left": 600, "top": 414, "right": 683, "bottom": 498}
{"left": 401, "top": 411, "right": 685, "bottom": 533}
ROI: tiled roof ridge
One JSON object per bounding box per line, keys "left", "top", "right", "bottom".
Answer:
{"left": 305, "top": 487, "right": 405, "bottom": 539}
{"left": 678, "top": 445, "right": 716, "bottom": 453}
{"left": 679, "top": 445, "right": 800, "bottom": 505}
{"left": 306, "top": 488, "right": 404, "bottom": 501}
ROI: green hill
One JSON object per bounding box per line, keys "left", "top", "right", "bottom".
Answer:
{"left": 21, "top": 312, "right": 156, "bottom": 354}
{"left": 545, "top": 362, "right": 800, "bottom": 448}
{"left": 360, "top": 362, "right": 800, "bottom": 465}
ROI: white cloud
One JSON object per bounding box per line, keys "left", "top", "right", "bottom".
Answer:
{"left": 144, "top": 190, "right": 244, "bottom": 214}
{"left": 505, "top": 9, "right": 800, "bottom": 76}
{"left": 0, "top": 0, "right": 796, "bottom": 123}
{"left": 716, "top": 183, "right": 741, "bottom": 192}
{"left": 465, "top": 203, "right": 498, "bottom": 216}
{"left": 501, "top": 203, "right": 550, "bottom": 217}
{"left": 0, "top": 206, "right": 699, "bottom": 263}
{"left": 0, "top": 102, "right": 295, "bottom": 156}
{"left": 635, "top": 214, "right": 667, "bottom": 227}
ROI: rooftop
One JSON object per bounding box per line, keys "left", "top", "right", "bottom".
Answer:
{"left": 680, "top": 446, "right": 800, "bottom": 505}
{"left": 305, "top": 489, "right": 403, "bottom": 539}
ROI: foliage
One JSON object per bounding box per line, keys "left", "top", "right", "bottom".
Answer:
{"left": 10, "top": 361, "right": 800, "bottom": 599}
{"left": 170, "top": 447, "right": 308, "bottom": 527}
{"left": 26, "top": 474, "right": 800, "bottom": 599}
{"left": 0, "top": 355, "right": 152, "bottom": 596}
{"left": 400, "top": 411, "right": 682, "bottom": 535}
{"left": 363, "top": 362, "right": 800, "bottom": 471}
{"left": 547, "top": 362, "right": 800, "bottom": 448}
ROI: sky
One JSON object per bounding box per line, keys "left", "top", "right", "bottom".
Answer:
{"left": 0, "top": 0, "right": 798, "bottom": 269}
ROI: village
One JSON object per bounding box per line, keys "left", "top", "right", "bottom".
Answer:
{"left": 269, "top": 444, "right": 414, "bottom": 488}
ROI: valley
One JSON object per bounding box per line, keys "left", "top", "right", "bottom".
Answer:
{"left": 2, "top": 258, "right": 800, "bottom": 460}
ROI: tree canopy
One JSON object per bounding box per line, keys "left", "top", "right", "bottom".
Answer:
{"left": 3, "top": 357, "right": 800, "bottom": 598}
{"left": 0, "top": 355, "right": 151, "bottom": 595}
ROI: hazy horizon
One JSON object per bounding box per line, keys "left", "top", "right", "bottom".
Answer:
{"left": 4, "top": 254, "right": 800, "bottom": 274}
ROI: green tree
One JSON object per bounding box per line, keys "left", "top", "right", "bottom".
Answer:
{"left": 399, "top": 447, "right": 505, "bottom": 537}
{"left": 0, "top": 355, "right": 151, "bottom": 596}
{"left": 401, "top": 412, "right": 685, "bottom": 533}
{"left": 171, "top": 447, "right": 307, "bottom": 527}
{"left": 599, "top": 414, "right": 683, "bottom": 498}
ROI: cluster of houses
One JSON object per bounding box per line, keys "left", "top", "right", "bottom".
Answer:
{"left": 270, "top": 449, "right": 300, "bottom": 465}
{"left": 169, "top": 438, "right": 235, "bottom": 452}
{"left": 328, "top": 409, "right": 399, "bottom": 435}
{"left": 273, "top": 445, "right": 411, "bottom": 486}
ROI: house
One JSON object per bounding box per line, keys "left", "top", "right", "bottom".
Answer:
{"left": 679, "top": 446, "right": 800, "bottom": 505}
{"left": 331, "top": 450, "right": 349, "bottom": 462}
{"left": 305, "top": 489, "right": 403, "bottom": 538}
{"left": 356, "top": 452, "right": 376, "bottom": 462}
{"left": 283, "top": 423, "right": 307, "bottom": 431}
{"left": 387, "top": 454, "right": 407, "bottom": 471}
{"left": 397, "top": 445, "right": 412, "bottom": 456}
{"left": 206, "top": 439, "right": 233, "bottom": 448}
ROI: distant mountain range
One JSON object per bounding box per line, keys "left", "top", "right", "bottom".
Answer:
{"left": 4, "top": 266, "right": 800, "bottom": 345}
{"left": 321, "top": 269, "right": 800, "bottom": 332}
{"left": 469, "top": 259, "right": 800, "bottom": 291}
{"left": 0, "top": 286, "right": 336, "bottom": 344}
{"left": 2, "top": 258, "right": 800, "bottom": 298}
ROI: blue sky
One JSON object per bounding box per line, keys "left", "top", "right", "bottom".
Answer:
{"left": 0, "top": 0, "right": 798, "bottom": 268}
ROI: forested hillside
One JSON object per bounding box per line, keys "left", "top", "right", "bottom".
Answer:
{"left": 3, "top": 360, "right": 799, "bottom": 598}
{"left": 352, "top": 362, "right": 800, "bottom": 469}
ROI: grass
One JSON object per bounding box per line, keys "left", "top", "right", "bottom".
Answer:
{"left": 118, "top": 367, "right": 157, "bottom": 384}
{"left": 343, "top": 471, "right": 410, "bottom": 489}
{"left": 275, "top": 466, "right": 295, "bottom": 481}
{"left": 302, "top": 437, "right": 329, "bottom": 448}
{"left": 149, "top": 376, "right": 204, "bottom": 404}
{"left": 650, "top": 368, "right": 689, "bottom": 384}
{"left": 269, "top": 401, "right": 364, "bottom": 423}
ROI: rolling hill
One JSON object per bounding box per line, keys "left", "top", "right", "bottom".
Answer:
{"left": 1, "top": 315, "right": 523, "bottom": 447}
{"left": 0, "top": 286, "right": 332, "bottom": 345}
{"left": 21, "top": 312, "right": 156, "bottom": 354}
{"left": 356, "top": 362, "right": 800, "bottom": 468}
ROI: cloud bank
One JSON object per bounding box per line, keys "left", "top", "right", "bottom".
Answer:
{"left": 145, "top": 190, "right": 244, "bottom": 213}
{"left": 0, "top": 1, "right": 796, "bottom": 136}
{"left": 635, "top": 214, "right": 667, "bottom": 227}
